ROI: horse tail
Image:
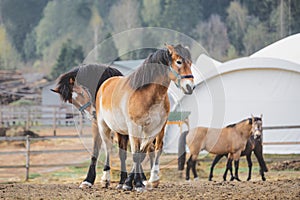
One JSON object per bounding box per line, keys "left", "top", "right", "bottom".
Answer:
{"left": 178, "top": 131, "right": 188, "bottom": 171}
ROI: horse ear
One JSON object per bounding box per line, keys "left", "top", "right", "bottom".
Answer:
{"left": 50, "top": 88, "right": 60, "bottom": 94}
{"left": 251, "top": 114, "right": 254, "bottom": 123}
{"left": 260, "top": 114, "right": 263, "bottom": 119}
{"left": 165, "top": 43, "right": 175, "bottom": 55}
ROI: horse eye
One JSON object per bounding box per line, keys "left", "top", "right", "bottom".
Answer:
{"left": 176, "top": 60, "right": 182, "bottom": 65}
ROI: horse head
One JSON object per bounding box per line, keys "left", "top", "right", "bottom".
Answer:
{"left": 51, "top": 73, "right": 95, "bottom": 120}
{"left": 251, "top": 114, "right": 263, "bottom": 139}
{"left": 166, "top": 44, "right": 195, "bottom": 95}
{"left": 70, "top": 83, "right": 95, "bottom": 120}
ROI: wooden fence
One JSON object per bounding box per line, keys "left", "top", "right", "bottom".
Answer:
{"left": 0, "top": 105, "right": 89, "bottom": 135}
{"left": 0, "top": 135, "right": 91, "bottom": 181}
{"left": 0, "top": 105, "right": 299, "bottom": 181}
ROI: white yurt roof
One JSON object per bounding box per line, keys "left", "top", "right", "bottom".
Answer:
{"left": 251, "top": 33, "right": 300, "bottom": 65}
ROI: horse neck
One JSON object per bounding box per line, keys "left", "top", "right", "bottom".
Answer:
{"left": 141, "top": 78, "right": 170, "bottom": 102}
{"left": 236, "top": 120, "right": 252, "bottom": 139}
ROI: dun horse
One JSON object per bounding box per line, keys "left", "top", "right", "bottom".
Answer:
{"left": 178, "top": 116, "right": 263, "bottom": 181}
{"left": 209, "top": 132, "right": 268, "bottom": 181}
{"left": 61, "top": 44, "right": 194, "bottom": 191}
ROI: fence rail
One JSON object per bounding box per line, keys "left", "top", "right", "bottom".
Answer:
{"left": 0, "top": 104, "right": 299, "bottom": 182}
{"left": 0, "top": 105, "right": 90, "bottom": 135}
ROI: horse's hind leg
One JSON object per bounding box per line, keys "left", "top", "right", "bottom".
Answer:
{"left": 223, "top": 158, "right": 233, "bottom": 181}
{"left": 80, "top": 120, "right": 101, "bottom": 188}
{"left": 98, "top": 120, "right": 113, "bottom": 188}
{"left": 234, "top": 160, "right": 241, "bottom": 181}
{"left": 116, "top": 133, "right": 128, "bottom": 189}
{"left": 191, "top": 158, "right": 198, "bottom": 181}
{"left": 209, "top": 154, "right": 225, "bottom": 181}
{"left": 186, "top": 156, "right": 192, "bottom": 181}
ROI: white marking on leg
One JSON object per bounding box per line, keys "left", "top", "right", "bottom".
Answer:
{"left": 79, "top": 181, "right": 92, "bottom": 188}
{"left": 101, "top": 170, "right": 110, "bottom": 181}
{"left": 149, "top": 164, "right": 160, "bottom": 182}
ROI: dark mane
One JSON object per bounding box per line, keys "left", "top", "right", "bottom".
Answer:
{"left": 128, "top": 49, "right": 170, "bottom": 90}
{"left": 128, "top": 44, "right": 191, "bottom": 90}
{"left": 55, "top": 64, "right": 123, "bottom": 102}
{"left": 56, "top": 67, "right": 79, "bottom": 102}
{"left": 226, "top": 117, "right": 262, "bottom": 128}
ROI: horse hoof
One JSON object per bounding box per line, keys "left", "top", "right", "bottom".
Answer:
{"left": 116, "top": 184, "right": 123, "bottom": 190}
{"left": 194, "top": 177, "right": 199, "bottom": 181}
{"left": 135, "top": 187, "right": 145, "bottom": 193}
{"left": 122, "top": 184, "right": 133, "bottom": 191}
{"left": 79, "top": 181, "right": 92, "bottom": 189}
{"left": 150, "top": 180, "right": 160, "bottom": 188}
{"left": 145, "top": 182, "right": 153, "bottom": 190}
{"left": 230, "top": 177, "right": 235, "bottom": 181}
{"left": 262, "top": 177, "right": 266, "bottom": 181}
{"left": 236, "top": 178, "right": 241, "bottom": 182}
{"left": 100, "top": 180, "right": 110, "bottom": 188}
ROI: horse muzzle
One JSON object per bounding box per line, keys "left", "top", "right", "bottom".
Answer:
{"left": 181, "top": 80, "right": 195, "bottom": 95}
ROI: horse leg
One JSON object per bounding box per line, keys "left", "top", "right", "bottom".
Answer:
{"left": 209, "top": 154, "right": 225, "bottom": 181}
{"left": 186, "top": 156, "right": 192, "bottom": 181}
{"left": 191, "top": 158, "right": 198, "bottom": 181}
{"left": 98, "top": 120, "right": 113, "bottom": 188}
{"left": 246, "top": 153, "right": 253, "bottom": 181}
{"left": 80, "top": 120, "right": 101, "bottom": 188}
{"left": 234, "top": 160, "right": 241, "bottom": 181}
{"left": 149, "top": 128, "right": 164, "bottom": 188}
{"left": 116, "top": 133, "right": 128, "bottom": 189}
{"left": 123, "top": 136, "right": 145, "bottom": 192}
{"left": 223, "top": 158, "right": 233, "bottom": 181}
{"left": 253, "top": 141, "right": 268, "bottom": 181}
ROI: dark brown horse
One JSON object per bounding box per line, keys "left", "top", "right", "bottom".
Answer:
{"left": 209, "top": 134, "right": 268, "bottom": 181}
{"left": 51, "top": 64, "right": 130, "bottom": 188}
{"left": 178, "top": 116, "right": 263, "bottom": 181}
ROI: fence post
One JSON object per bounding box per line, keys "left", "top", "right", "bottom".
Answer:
{"left": 25, "top": 135, "right": 30, "bottom": 181}
{"left": 26, "top": 109, "right": 30, "bottom": 130}
{"left": 53, "top": 107, "right": 57, "bottom": 136}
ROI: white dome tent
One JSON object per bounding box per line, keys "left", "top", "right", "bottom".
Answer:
{"left": 163, "top": 34, "right": 300, "bottom": 154}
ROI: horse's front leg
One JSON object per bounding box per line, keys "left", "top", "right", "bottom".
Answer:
{"left": 253, "top": 141, "right": 268, "bottom": 181}
{"left": 123, "top": 136, "right": 146, "bottom": 192}
{"left": 246, "top": 153, "right": 253, "bottom": 181}
{"left": 232, "top": 151, "right": 242, "bottom": 181}
{"left": 209, "top": 154, "right": 225, "bottom": 181}
{"left": 149, "top": 128, "right": 164, "bottom": 188}
{"left": 80, "top": 119, "right": 101, "bottom": 188}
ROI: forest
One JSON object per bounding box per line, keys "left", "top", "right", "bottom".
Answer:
{"left": 0, "top": 0, "right": 299, "bottom": 79}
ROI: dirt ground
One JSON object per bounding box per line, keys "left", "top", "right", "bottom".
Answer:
{"left": 1, "top": 127, "right": 300, "bottom": 199}
{"left": 1, "top": 178, "right": 300, "bottom": 200}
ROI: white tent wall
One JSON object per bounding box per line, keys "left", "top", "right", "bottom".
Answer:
{"left": 163, "top": 57, "right": 300, "bottom": 154}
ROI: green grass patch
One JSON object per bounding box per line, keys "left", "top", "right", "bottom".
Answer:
{"left": 29, "top": 173, "right": 41, "bottom": 179}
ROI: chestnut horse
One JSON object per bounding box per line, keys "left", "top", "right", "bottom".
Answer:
{"left": 71, "top": 44, "right": 194, "bottom": 191}
{"left": 178, "top": 116, "right": 263, "bottom": 181}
